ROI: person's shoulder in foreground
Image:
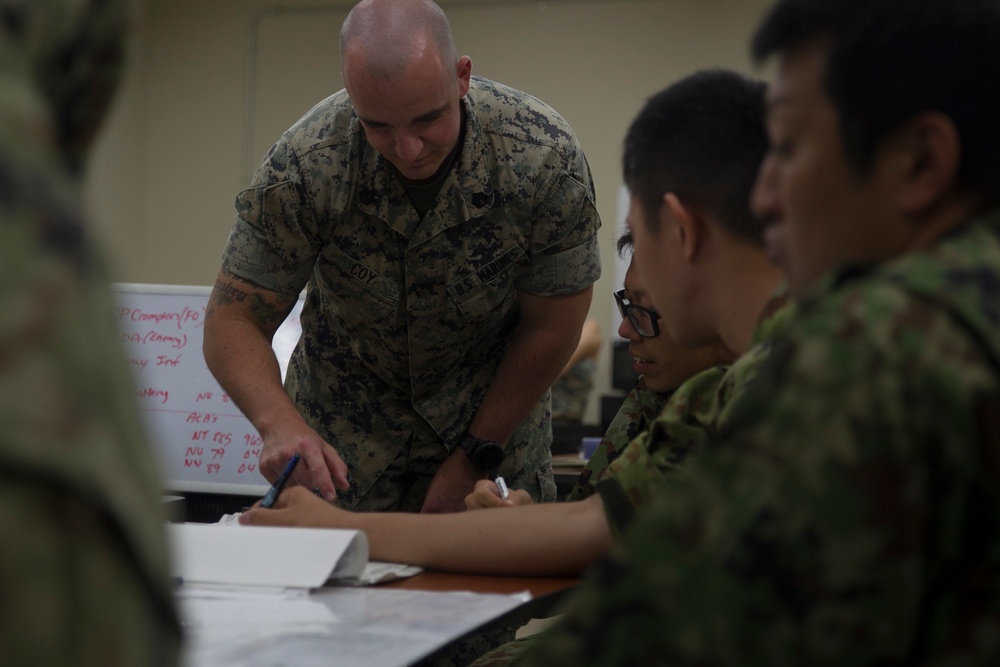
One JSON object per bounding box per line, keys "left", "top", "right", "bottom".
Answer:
{"left": 518, "top": 0, "right": 1000, "bottom": 664}
{"left": 0, "top": 1, "right": 181, "bottom": 664}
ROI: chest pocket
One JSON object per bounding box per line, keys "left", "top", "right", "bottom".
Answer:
{"left": 317, "top": 245, "right": 400, "bottom": 322}
{"left": 447, "top": 245, "right": 527, "bottom": 324}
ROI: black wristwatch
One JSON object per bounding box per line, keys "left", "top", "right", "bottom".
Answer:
{"left": 456, "top": 432, "right": 506, "bottom": 474}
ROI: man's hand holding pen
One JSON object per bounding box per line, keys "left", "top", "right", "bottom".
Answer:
{"left": 463, "top": 476, "right": 533, "bottom": 510}
{"left": 241, "top": 486, "right": 349, "bottom": 528}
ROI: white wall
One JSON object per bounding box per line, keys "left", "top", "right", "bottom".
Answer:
{"left": 84, "top": 0, "right": 776, "bottom": 423}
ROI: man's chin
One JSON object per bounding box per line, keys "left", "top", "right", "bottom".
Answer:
{"left": 763, "top": 224, "right": 789, "bottom": 267}
{"left": 396, "top": 161, "right": 442, "bottom": 184}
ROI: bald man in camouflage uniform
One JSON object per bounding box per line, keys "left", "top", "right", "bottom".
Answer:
{"left": 204, "top": 0, "right": 600, "bottom": 515}
{"left": 519, "top": 0, "right": 1000, "bottom": 664}
{"left": 0, "top": 0, "right": 181, "bottom": 664}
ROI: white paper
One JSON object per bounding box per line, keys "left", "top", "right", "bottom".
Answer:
{"left": 339, "top": 561, "right": 424, "bottom": 586}
{"left": 168, "top": 523, "right": 369, "bottom": 590}
{"left": 181, "top": 587, "right": 527, "bottom": 667}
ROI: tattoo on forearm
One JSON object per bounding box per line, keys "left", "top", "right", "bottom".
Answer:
{"left": 207, "top": 268, "right": 293, "bottom": 327}
{"left": 209, "top": 279, "right": 248, "bottom": 307}
{"left": 247, "top": 293, "right": 289, "bottom": 328}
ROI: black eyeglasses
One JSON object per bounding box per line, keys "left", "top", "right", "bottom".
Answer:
{"left": 614, "top": 289, "right": 660, "bottom": 338}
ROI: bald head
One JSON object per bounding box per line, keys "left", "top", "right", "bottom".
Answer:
{"left": 340, "top": 0, "right": 457, "bottom": 78}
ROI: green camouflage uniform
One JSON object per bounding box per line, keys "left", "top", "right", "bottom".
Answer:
{"left": 469, "top": 297, "right": 790, "bottom": 666}
{"left": 519, "top": 209, "right": 1000, "bottom": 666}
{"left": 590, "top": 295, "right": 790, "bottom": 535}
{"left": 566, "top": 377, "right": 673, "bottom": 501}
{"left": 550, "top": 358, "right": 597, "bottom": 422}
{"left": 221, "top": 76, "right": 601, "bottom": 512}
{"left": 0, "top": 1, "right": 182, "bottom": 664}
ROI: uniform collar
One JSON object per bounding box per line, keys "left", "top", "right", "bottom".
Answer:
{"left": 800, "top": 206, "right": 1000, "bottom": 303}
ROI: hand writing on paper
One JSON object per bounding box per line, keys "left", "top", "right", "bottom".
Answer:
{"left": 240, "top": 486, "right": 347, "bottom": 529}
{"left": 259, "top": 419, "right": 349, "bottom": 502}
{"left": 464, "top": 478, "right": 532, "bottom": 510}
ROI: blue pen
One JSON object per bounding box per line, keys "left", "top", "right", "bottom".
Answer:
{"left": 260, "top": 453, "right": 300, "bottom": 508}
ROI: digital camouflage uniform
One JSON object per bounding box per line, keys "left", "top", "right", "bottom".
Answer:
{"left": 222, "top": 76, "right": 601, "bottom": 512}
{"left": 550, "top": 358, "right": 597, "bottom": 422}
{"left": 519, "top": 209, "right": 1000, "bottom": 666}
{"left": 0, "top": 1, "right": 182, "bottom": 664}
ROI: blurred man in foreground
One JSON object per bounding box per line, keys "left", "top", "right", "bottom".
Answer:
{"left": 0, "top": 1, "right": 181, "bottom": 664}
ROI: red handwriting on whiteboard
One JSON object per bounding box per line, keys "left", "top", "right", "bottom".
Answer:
{"left": 186, "top": 413, "right": 218, "bottom": 424}
{"left": 206, "top": 464, "right": 221, "bottom": 475}
{"left": 121, "top": 331, "right": 188, "bottom": 349}
{"left": 127, "top": 358, "right": 148, "bottom": 372}
{"left": 244, "top": 434, "right": 263, "bottom": 447}
{"left": 116, "top": 306, "right": 203, "bottom": 330}
{"left": 237, "top": 463, "right": 258, "bottom": 475}
{"left": 136, "top": 387, "right": 169, "bottom": 404}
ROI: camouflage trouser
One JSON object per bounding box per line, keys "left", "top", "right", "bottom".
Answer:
{"left": 464, "top": 634, "right": 539, "bottom": 666}
{"left": 410, "top": 623, "right": 518, "bottom": 667}
{"left": 361, "top": 428, "right": 557, "bottom": 513}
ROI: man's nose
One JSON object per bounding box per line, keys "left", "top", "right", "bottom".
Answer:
{"left": 618, "top": 315, "right": 640, "bottom": 342}
{"left": 395, "top": 133, "right": 423, "bottom": 162}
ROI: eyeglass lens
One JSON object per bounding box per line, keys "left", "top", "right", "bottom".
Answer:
{"left": 615, "top": 290, "right": 658, "bottom": 337}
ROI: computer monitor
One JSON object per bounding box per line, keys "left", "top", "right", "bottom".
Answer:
{"left": 610, "top": 339, "right": 639, "bottom": 391}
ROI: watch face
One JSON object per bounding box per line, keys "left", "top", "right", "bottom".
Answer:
{"left": 474, "top": 442, "right": 505, "bottom": 472}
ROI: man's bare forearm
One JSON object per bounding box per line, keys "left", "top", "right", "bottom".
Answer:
{"left": 203, "top": 269, "right": 301, "bottom": 437}
{"left": 468, "top": 287, "right": 593, "bottom": 444}
{"left": 350, "top": 493, "right": 613, "bottom": 576}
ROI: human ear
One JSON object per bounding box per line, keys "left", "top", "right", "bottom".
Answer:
{"left": 893, "top": 111, "right": 961, "bottom": 215}
{"left": 456, "top": 56, "right": 472, "bottom": 97}
{"left": 663, "top": 192, "right": 701, "bottom": 261}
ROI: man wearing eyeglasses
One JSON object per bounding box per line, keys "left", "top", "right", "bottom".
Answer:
{"left": 566, "top": 236, "right": 735, "bottom": 501}
{"left": 462, "top": 232, "right": 733, "bottom": 511}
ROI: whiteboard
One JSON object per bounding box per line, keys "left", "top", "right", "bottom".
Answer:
{"left": 113, "top": 283, "right": 303, "bottom": 496}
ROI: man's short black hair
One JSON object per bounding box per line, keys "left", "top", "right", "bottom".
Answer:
{"left": 622, "top": 69, "right": 768, "bottom": 245}
{"left": 753, "top": 0, "right": 1000, "bottom": 206}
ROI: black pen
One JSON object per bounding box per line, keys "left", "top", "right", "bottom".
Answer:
{"left": 260, "top": 453, "right": 300, "bottom": 508}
